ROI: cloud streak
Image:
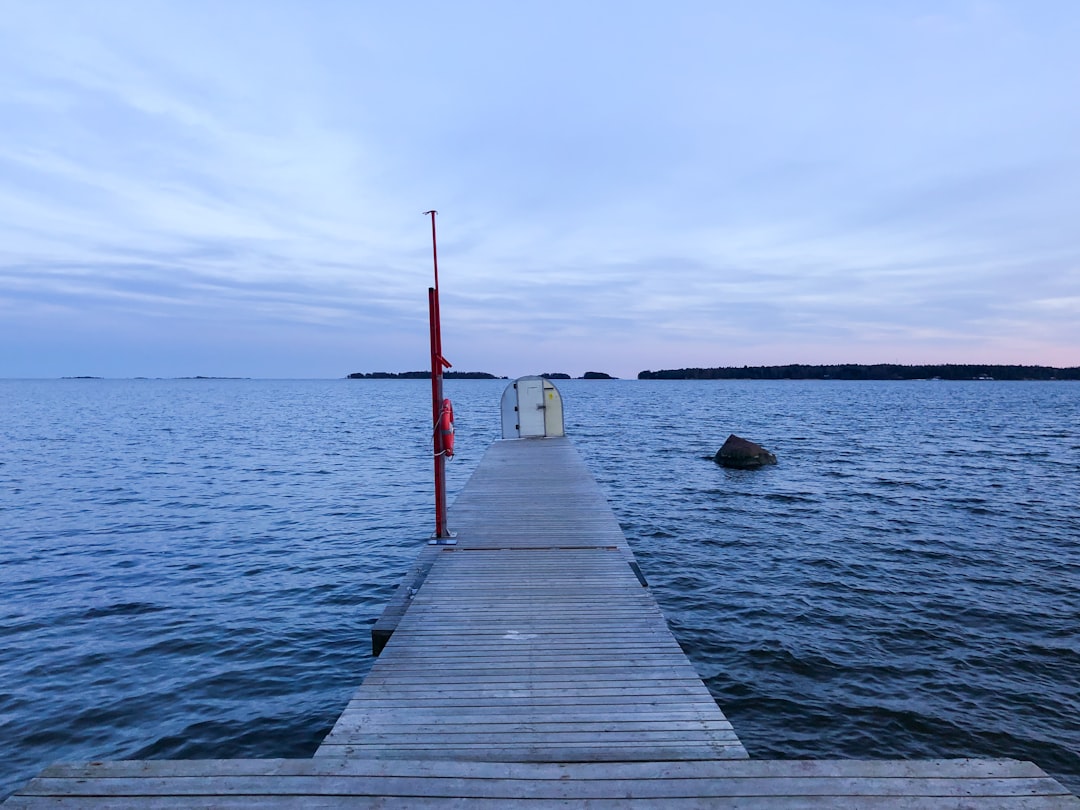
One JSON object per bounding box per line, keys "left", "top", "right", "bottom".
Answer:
{"left": 1, "top": 1, "right": 1078, "bottom": 378}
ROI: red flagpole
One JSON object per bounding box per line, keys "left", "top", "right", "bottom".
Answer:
{"left": 425, "top": 210, "right": 453, "bottom": 541}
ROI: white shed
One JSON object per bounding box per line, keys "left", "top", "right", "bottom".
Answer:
{"left": 500, "top": 376, "right": 565, "bottom": 439}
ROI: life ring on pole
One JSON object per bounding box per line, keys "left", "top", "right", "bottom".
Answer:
{"left": 440, "top": 398, "right": 455, "bottom": 458}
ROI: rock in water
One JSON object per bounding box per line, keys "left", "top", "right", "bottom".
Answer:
{"left": 715, "top": 434, "right": 777, "bottom": 469}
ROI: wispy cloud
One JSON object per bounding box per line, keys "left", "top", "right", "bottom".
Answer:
{"left": 1, "top": 1, "right": 1078, "bottom": 378}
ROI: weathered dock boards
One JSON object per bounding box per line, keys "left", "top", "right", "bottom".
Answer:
{"left": 9, "top": 757, "right": 1078, "bottom": 807}
{"left": 322, "top": 437, "right": 747, "bottom": 762}
{"left": 5, "top": 437, "right": 1078, "bottom": 807}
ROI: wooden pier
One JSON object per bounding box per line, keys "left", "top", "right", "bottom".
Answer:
{"left": 5, "top": 437, "right": 1077, "bottom": 807}
{"left": 324, "top": 437, "right": 746, "bottom": 764}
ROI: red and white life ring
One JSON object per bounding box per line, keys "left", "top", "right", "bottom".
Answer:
{"left": 440, "top": 398, "right": 455, "bottom": 457}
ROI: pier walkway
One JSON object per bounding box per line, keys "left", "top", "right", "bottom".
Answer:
{"left": 5, "top": 437, "right": 1077, "bottom": 807}
{"left": 320, "top": 437, "right": 746, "bottom": 763}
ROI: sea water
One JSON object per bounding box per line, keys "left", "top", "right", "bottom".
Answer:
{"left": 1, "top": 378, "right": 1077, "bottom": 797}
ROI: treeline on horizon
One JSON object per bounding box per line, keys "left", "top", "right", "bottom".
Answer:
{"left": 637, "top": 364, "right": 1080, "bottom": 381}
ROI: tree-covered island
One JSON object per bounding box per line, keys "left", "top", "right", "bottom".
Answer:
{"left": 638, "top": 364, "right": 1080, "bottom": 381}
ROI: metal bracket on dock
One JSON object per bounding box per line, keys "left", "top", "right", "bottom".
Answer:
{"left": 428, "top": 532, "right": 458, "bottom": 545}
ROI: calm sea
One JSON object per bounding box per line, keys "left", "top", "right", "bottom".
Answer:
{"left": 2, "top": 378, "right": 1078, "bottom": 798}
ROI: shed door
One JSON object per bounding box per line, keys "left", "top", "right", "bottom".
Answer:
{"left": 517, "top": 378, "right": 547, "bottom": 437}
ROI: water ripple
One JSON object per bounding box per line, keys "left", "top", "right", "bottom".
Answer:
{"left": 1, "top": 378, "right": 1078, "bottom": 798}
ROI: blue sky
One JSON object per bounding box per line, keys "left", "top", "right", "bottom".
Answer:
{"left": 1, "top": 1, "right": 1077, "bottom": 379}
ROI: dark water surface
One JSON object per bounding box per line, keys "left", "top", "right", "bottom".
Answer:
{"left": 2, "top": 378, "right": 1078, "bottom": 797}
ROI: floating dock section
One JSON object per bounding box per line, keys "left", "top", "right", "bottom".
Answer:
{"left": 6, "top": 422, "right": 1078, "bottom": 805}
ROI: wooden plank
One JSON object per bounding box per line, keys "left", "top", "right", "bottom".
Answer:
{"left": 11, "top": 756, "right": 1063, "bottom": 780}
{"left": 342, "top": 686, "right": 717, "bottom": 700}
{"left": 7, "top": 758, "right": 1077, "bottom": 806}
{"left": 326, "top": 726, "right": 740, "bottom": 740}
{"left": 325, "top": 708, "right": 735, "bottom": 725}
{"left": 6, "top": 797, "right": 1075, "bottom": 808}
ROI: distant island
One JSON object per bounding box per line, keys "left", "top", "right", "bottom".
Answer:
{"left": 637, "top": 364, "right": 1080, "bottom": 381}
{"left": 347, "top": 371, "right": 506, "bottom": 379}
{"left": 542, "top": 372, "right": 617, "bottom": 380}
{"left": 348, "top": 371, "right": 619, "bottom": 380}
